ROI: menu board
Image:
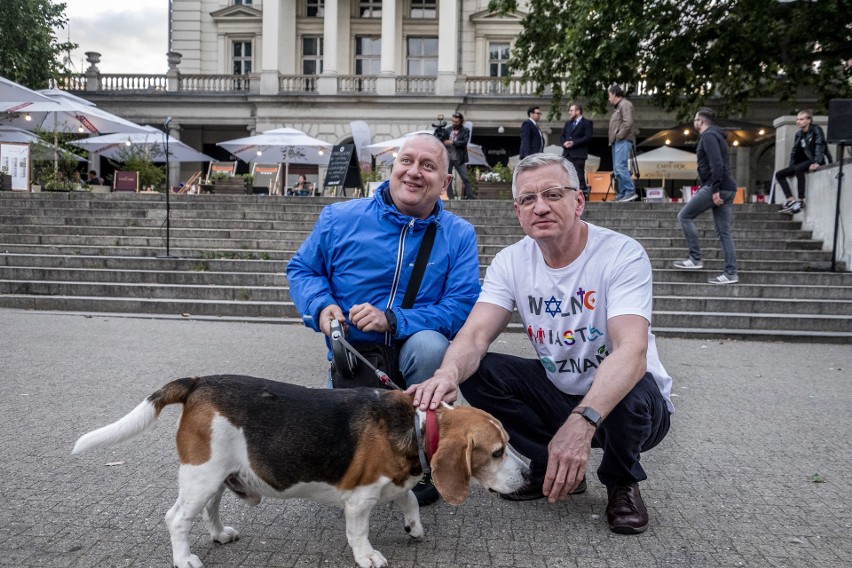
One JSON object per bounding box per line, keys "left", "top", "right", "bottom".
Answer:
{"left": 323, "top": 144, "right": 362, "bottom": 195}
{"left": 0, "top": 143, "right": 31, "bottom": 191}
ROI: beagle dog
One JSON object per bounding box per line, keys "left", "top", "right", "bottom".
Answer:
{"left": 73, "top": 375, "right": 529, "bottom": 568}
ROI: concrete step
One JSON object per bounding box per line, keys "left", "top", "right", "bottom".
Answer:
{"left": 653, "top": 295, "right": 852, "bottom": 315}
{"left": 653, "top": 268, "right": 852, "bottom": 286}
{"left": 0, "top": 280, "right": 288, "bottom": 302}
{"left": 0, "top": 294, "right": 300, "bottom": 319}
{"left": 0, "top": 266, "right": 285, "bottom": 286}
{"left": 653, "top": 280, "right": 852, "bottom": 299}
{"left": 651, "top": 310, "right": 852, "bottom": 333}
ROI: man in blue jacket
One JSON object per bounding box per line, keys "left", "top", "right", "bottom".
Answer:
{"left": 286, "top": 133, "right": 481, "bottom": 505}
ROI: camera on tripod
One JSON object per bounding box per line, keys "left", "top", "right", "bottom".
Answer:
{"left": 431, "top": 114, "right": 449, "bottom": 141}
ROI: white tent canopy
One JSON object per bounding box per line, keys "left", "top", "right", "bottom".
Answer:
{"left": 364, "top": 130, "right": 489, "bottom": 167}
{"left": 635, "top": 146, "right": 698, "bottom": 180}
{"left": 70, "top": 126, "right": 214, "bottom": 163}
{"left": 217, "top": 127, "right": 332, "bottom": 165}
{"left": 0, "top": 126, "right": 86, "bottom": 162}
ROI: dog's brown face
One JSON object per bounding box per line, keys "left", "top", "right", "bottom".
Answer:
{"left": 430, "top": 405, "right": 529, "bottom": 505}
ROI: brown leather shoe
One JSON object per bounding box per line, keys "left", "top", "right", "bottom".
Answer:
{"left": 500, "top": 477, "right": 587, "bottom": 501}
{"left": 606, "top": 483, "right": 649, "bottom": 534}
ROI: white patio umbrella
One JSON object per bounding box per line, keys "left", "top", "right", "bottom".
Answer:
{"left": 635, "top": 146, "right": 698, "bottom": 180}
{"left": 365, "top": 131, "right": 489, "bottom": 167}
{"left": 0, "top": 126, "right": 86, "bottom": 162}
{"left": 217, "top": 127, "right": 332, "bottom": 188}
{"left": 70, "top": 126, "right": 214, "bottom": 163}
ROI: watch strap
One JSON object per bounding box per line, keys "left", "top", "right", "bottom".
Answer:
{"left": 571, "top": 406, "right": 602, "bottom": 428}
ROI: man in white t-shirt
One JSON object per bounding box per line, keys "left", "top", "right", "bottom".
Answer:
{"left": 407, "top": 154, "right": 673, "bottom": 535}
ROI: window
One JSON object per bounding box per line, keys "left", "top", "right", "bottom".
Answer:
{"left": 489, "top": 42, "right": 510, "bottom": 77}
{"left": 234, "top": 0, "right": 252, "bottom": 4}
{"left": 233, "top": 41, "right": 252, "bottom": 75}
{"left": 306, "top": 0, "right": 324, "bottom": 17}
{"left": 302, "top": 37, "right": 324, "bottom": 75}
{"left": 359, "top": 0, "right": 381, "bottom": 18}
{"left": 406, "top": 37, "right": 438, "bottom": 76}
{"left": 355, "top": 37, "right": 381, "bottom": 75}
{"left": 410, "top": 0, "right": 436, "bottom": 18}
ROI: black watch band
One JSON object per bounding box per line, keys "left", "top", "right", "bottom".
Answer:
{"left": 571, "top": 406, "right": 602, "bottom": 428}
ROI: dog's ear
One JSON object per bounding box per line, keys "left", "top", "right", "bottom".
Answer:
{"left": 430, "top": 433, "right": 472, "bottom": 505}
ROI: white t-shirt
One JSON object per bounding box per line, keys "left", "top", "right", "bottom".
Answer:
{"left": 479, "top": 222, "right": 674, "bottom": 413}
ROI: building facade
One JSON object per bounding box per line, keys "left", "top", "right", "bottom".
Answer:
{"left": 64, "top": 0, "right": 796, "bottom": 192}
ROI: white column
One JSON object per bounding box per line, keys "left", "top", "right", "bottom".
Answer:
{"left": 317, "top": 0, "right": 339, "bottom": 95}
{"left": 376, "top": 0, "right": 398, "bottom": 95}
{"left": 436, "top": 0, "right": 459, "bottom": 95}
{"left": 260, "top": 0, "right": 295, "bottom": 94}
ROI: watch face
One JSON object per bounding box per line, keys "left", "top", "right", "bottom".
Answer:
{"left": 583, "top": 407, "right": 601, "bottom": 425}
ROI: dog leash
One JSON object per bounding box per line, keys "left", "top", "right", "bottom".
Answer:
{"left": 330, "top": 320, "right": 403, "bottom": 391}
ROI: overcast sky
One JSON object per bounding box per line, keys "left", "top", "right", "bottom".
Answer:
{"left": 59, "top": 0, "right": 170, "bottom": 74}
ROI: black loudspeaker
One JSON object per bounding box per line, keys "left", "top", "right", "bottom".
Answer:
{"left": 827, "top": 99, "right": 852, "bottom": 144}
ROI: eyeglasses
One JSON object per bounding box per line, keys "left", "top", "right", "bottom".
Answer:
{"left": 513, "top": 186, "right": 576, "bottom": 207}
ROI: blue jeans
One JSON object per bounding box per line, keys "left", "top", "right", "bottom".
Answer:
{"left": 677, "top": 185, "right": 738, "bottom": 277}
{"left": 326, "top": 329, "right": 449, "bottom": 388}
{"left": 611, "top": 140, "right": 635, "bottom": 199}
{"left": 460, "top": 353, "right": 670, "bottom": 487}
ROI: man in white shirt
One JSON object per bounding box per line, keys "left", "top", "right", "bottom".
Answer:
{"left": 407, "top": 154, "right": 673, "bottom": 535}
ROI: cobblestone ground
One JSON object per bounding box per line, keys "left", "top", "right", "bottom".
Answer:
{"left": 0, "top": 310, "right": 850, "bottom": 567}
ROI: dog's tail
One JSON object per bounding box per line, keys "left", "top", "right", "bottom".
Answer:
{"left": 72, "top": 377, "right": 200, "bottom": 454}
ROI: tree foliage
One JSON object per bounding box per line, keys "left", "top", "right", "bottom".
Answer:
{"left": 0, "top": 0, "right": 77, "bottom": 89}
{"left": 490, "top": 0, "right": 852, "bottom": 120}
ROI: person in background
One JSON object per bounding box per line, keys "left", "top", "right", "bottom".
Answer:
{"left": 286, "top": 133, "right": 481, "bottom": 507}
{"left": 607, "top": 85, "right": 638, "bottom": 202}
{"left": 520, "top": 106, "right": 545, "bottom": 159}
{"left": 560, "top": 103, "right": 594, "bottom": 198}
{"left": 289, "top": 174, "right": 315, "bottom": 196}
{"left": 408, "top": 153, "right": 673, "bottom": 535}
{"left": 86, "top": 170, "right": 104, "bottom": 186}
{"left": 775, "top": 110, "right": 830, "bottom": 215}
{"left": 673, "top": 107, "right": 739, "bottom": 284}
{"left": 443, "top": 112, "right": 475, "bottom": 200}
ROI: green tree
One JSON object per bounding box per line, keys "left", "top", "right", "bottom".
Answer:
{"left": 490, "top": 0, "right": 852, "bottom": 120}
{"left": 0, "top": 0, "right": 77, "bottom": 88}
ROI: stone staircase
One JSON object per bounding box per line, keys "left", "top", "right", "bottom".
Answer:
{"left": 1, "top": 192, "right": 850, "bottom": 342}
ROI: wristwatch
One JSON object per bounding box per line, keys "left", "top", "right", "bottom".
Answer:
{"left": 571, "top": 406, "right": 602, "bottom": 428}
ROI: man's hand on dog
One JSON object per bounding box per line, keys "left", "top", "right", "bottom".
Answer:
{"left": 407, "top": 374, "right": 459, "bottom": 410}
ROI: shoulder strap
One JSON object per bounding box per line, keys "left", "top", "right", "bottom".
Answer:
{"left": 402, "top": 223, "right": 437, "bottom": 309}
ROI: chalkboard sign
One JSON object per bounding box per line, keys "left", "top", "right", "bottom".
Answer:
{"left": 114, "top": 171, "right": 139, "bottom": 192}
{"left": 323, "top": 144, "right": 362, "bottom": 196}
{"left": 251, "top": 163, "right": 282, "bottom": 194}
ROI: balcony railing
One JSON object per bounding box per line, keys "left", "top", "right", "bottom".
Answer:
{"left": 179, "top": 74, "right": 250, "bottom": 92}
{"left": 396, "top": 76, "right": 435, "bottom": 95}
{"left": 60, "top": 72, "right": 614, "bottom": 97}
{"left": 338, "top": 75, "right": 377, "bottom": 94}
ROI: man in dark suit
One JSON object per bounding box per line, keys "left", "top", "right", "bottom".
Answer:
{"left": 519, "top": 106, "right": 544, "bottom": 159}
{"left": 442, "top": 112, "right": 475, "bottom": 199}
{"left": 560, "top": 103, "right": 594, "bottom": 197}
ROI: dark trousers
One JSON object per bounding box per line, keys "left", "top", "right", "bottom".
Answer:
{"left": 775, "top": 161, "right": 812, "bottom": 200}
{"left": 460, "top": 353, "right": 670, "bottom": 487}
{"left": 447, "top": 160, "right": 474, "bottom": 199}
{"left": 568, "top": 157, "right": 588, "bottom": 196}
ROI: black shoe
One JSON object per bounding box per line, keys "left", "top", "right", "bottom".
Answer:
{"left": 606, "top": 483, "right": 649, "bottom": 534}
{"left": 500, "top": 477, "right": 587, "bottom": 501}
{"left": 412, "top": 473, "right": 440, "bottom": 506}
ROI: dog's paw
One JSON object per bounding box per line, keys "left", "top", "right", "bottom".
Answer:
{"left": 174, "top": 554, "right": 204, "bottom": 568}
{"left": 211, "top": 526, "right": 240, "bottom": 543}
{"left": 404, "top": 519, "right": 424, "bottom": 540}
{"left": 354, "top": 549, "right": 388, "bottom": 568}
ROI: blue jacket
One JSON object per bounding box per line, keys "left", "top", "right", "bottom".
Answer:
{"left": 286, "top": 183, "right": 481, "bottom": 348}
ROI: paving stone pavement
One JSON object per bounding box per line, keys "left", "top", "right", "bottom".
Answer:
{"left": 0, "top": 309, "right": 850, "bottom": 568}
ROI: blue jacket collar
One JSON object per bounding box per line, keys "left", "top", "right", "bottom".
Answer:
{"left": 375, "top": 181, "right": 443, "bottom": 226}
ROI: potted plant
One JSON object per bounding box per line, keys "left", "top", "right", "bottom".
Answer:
{"left": 476, "top": 162, "right": 513, "bottom": 199}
